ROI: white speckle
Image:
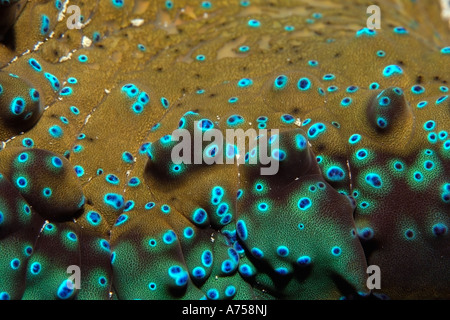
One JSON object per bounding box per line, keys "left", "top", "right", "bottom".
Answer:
{"left": 441, "top": 0, "right": 450, "bottom": 27}
{"left": 33, "top": 41, "right": 44, "bottom": 51}
{"left": 59, "top": 52, "right": 73, "bottom": 62}
{"left": 105, "top": 89, "right": 111, "bottom": 94}
{"left": 84, "top": 114, "right": 92, "bottom": 125}
{"left": 294, "top": 118, "right": 302, "bottom": 127}
{"left": 131, "top": 18, "right": 145, "bottom": 27}
{"left": 57, "top": 0, "right": 70, "bottom": 21}
{"left": 82, "top": 36, "right": 92, "bottom": 48}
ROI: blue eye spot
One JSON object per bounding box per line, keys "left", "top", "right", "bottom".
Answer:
{"left": 201, "top": 250, "right": 213, "bottom": 267}
{"left": 114, "top": 214, "right": 128, "bottom": 226}
{"left": 365, "top": 173, "right": 383, "bottom": 188}
{"left": 297, "top": 197, "right": 312, "bottom": 210}
{"left": 41, "top": 15, "right": 50, "bottom": 35}
{"left": 413, "top": 171, "right": 424, "bottom": 182}
{"left": 238, "top": 78, "right": 253, "bottom": 88}
{"left": 349, "top": 134, "right": 361, "bottom": 144}
{"left": 193, "top": 208, "right": 208, "bottom": 225}
{"left": 28, "top": 58, "right": 42, "bottom": 72}
{"left": 297, "top": 77, "right": 311, "bottom": 91}
{"left": 49, "top": 125, "right": 63, "bottom": 138}
{"left": 346, "top": 85, "right": 359, "bottom": 93}
{"left": 145, "top": 202, "right": 155, "bottom": 210}
{"left": 238, "top": 45, "right": 250, "bottom": 52}
{"left": 411, "top": 85, "right": 425, "bottom": 94}
{"left": 201, "top": 1, "right": 212, "bottom": 9}
{"left": 248, "top": 19, "right": 260, "bottom": 28}
{"left": 436, "top": 95, "right": 448, "bottom": 105}
{"left": 10, "top": 258, "right": 20, "bottom": 269}
{"left": 404, "top": 229, "right": 415, "bottom": 240}
{"left": 377, "top": 117, "right": 388, "bottom": 129}
{"left": 274, "top": 75, "right": 288, "bottom": 89}
{"left": 106, "top": 174, "right": 120, "bottom": 185}
{"left": 197, "top": 119, "right": 214, "bottom": 131}
{"left": 87, "top": 211, "right": 101, "bottom": 225}
{"left": 228, "top": 97, "right": 238, "bottom": 104}
{"left": 326, "top": 166, "right": 345, "bottom": 181}
{"left": 148, "top": 282, "right": 157, "bottom": 291}
{"left": 67, "top": 232, "right": 77, "bottom": 242}
{"left": 122, "top": 151, "right": 134, "bottom": 163}
{"left": 331, "top": 246, "right": 342, "bottom": 256}
{"left": 307, "top": 123, "right": 326, "bottom": 139}
{"left": 417, "top": 101, "right": 428, "bottom": 109}
{"left": 183, "top": 227, "right": 194, "bottom": 239}
{"left": 393, "top": 26, "right": 408, "bottom": 34}
{"left": 78, "top": 55, "right": 88, "bottom": 63}
{"left": 393, "top": 161, "right": 404, "bottom": 171}
{"left": 60, "top": 87, "right": 73, "bottom": 96}
{"left": 148, "top": 238, "right": 157, "bottom": 247}
{"left": 18, "top": 152, "right": 29, "bottom": 163}
{"left": 196, "top": 54, "right": 206, "bottom": 61}
{"left": 369, "top": 82, "right": 379, "bottom": 90}
{"left": 70, "top": 106, "right": 80, "bottom": 115}
{"left": 271, "top": 149, "right": 286, "bottom": 161}
{"left": 121, "top": 84, "right": 139, "bottom": 98}
{"left": 251, "top": 247, "right": 264, "bottom": 259}
{"left": 356, "top": 27, "right": 376, "bottom": 37}
{"left": 277, "top": 246, "right": 289, "bottom": 257}
{"left": 379, "top": 96, "right": 391, "bottom": 106}
{"left": 10, "top": 97, "right": 26, "bottom": 115}
{"left": 297, "top": 255, "right": 311, "bottom": 266}
{"left": 128, "top": 177, "right": 140, "bottom": 187}
{"left": 16, "top": 177, "right": 28, "bottom": 188}
{"left": 432, "top": 223, "right": 448, "bottom": 236}
{"left": 30, "top": 262, "right": 42, "bottom": 275}
{"left": 165, "top": 0, "right": 173, "bottom": 9}
{"left": 161, "top": 204, "right": 171, "bottom": 214}
{"left": 281, "top": 114, "right": 294, "bottom": 123}
{"left": 104, "top": 193, "right": 124, "bottom": 210}
{"left": 42, "top": 187, "right": 52, "bottom": 198}
{"left": 22, "top": 138, "right": 34, "bottom": 148}
{"left": 341, "top": 97, "right": 352, "bottom": 107}
{"left": 356, "top": 149, "right": 368, "bottom": 160}
{"left": 111, "top": 0, "right": 124, "bottom": 8}
{"left": 57, "top": 280, "right": 75, "bottom": 300}
{"left": 383, "top": 65, "right": 403, "bottom": 77}
{"left": 227, "top": 114, "right": 244, "bottom": 126}
{"left": 225, "top": 285, "right": 236, "bottom": 297}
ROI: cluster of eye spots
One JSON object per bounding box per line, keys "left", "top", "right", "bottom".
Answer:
{"left": 121, "top": 84, "right": 150, "bottom": 114}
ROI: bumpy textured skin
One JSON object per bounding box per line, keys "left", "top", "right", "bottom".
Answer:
{"left": 0, "top": 0, "right": 449, "bottom": 300}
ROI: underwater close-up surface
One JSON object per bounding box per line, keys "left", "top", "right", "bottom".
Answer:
{"left": 0, "top": 0, "right": 449, "bottom": 300}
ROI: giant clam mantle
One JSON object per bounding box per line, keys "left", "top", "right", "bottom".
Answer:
{"left": 0, "top": 0, "right": 449, "bottom": 300}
